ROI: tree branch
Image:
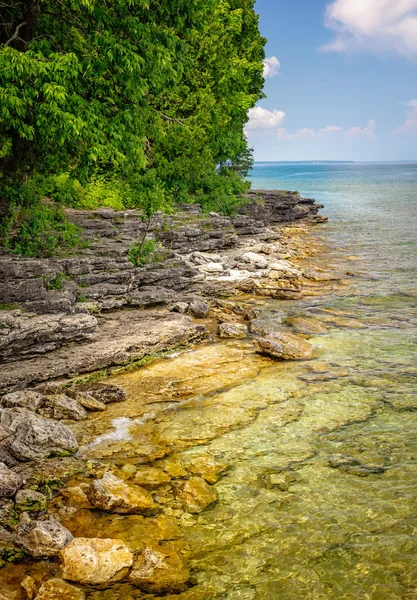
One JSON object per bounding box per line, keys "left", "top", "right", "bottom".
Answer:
{"left": 4, "top": 20, "right": 27, "bottom": 46}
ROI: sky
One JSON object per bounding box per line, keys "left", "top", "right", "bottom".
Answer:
{"left": 247, "top": 0, "right": 417, "bottom": 161}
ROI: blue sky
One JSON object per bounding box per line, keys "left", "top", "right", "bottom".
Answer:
{"left": 247, "top": 0, "right": 417, "bottom": 161}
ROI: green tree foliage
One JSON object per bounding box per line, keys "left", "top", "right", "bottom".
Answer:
{"left": 0, "top": 0, "right": 265, "bottom": 250}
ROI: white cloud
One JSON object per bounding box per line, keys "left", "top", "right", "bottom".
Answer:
{"left": 394, "top": 99, "right": 417, "bottom": 134}
{"left": 322, "top": 0, "right": 417, "bottom": 57}
{"left": 263, "top": 56, "right": 281, "bottom": 78}
{"left": 277, "top": 120, "right": 376, "bottom": 140}
{"left": 246, "top": 107, "right": 286, "bottom": 130}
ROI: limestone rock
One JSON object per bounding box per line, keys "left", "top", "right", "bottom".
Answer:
{"left": 1, "top": 408, "right": 78, "bottom": 461}
{"left": 12, "top": 457, "right": 85, "bottom": 496}
{"left": 186, "top": 456, "right": 229, "bottom": 484}
{"left": 132, "top": 467, "right": 171, "bottom": 489}
{"left": 0, "top": 499, "right": 18, "bottom": 529}
{"left": 254, "top": 332, "right": 313, "bottom": 361}
{"left": 67, "top": 383, "right": 126, "bottom": 404}
{"left": 62, "top": 485, "right": 93, "bottom": 509}
{"left": 0, "top": 464, "right": 23, "bottom": 497}
{"left": 218, "top": 322, "right": 247, "bottom": 339}
{"left": 60, "top": 537, "right": 133, "bottom": 585}
{"left": 87, "top": 472, "right": 155, "bottom": 514}
{"left": 21, "top": 576, "right": 37, "bottom": 600}
{"left": 35, "top": 578, "right": 85, "bottom": 600}
{"left": 129, "top": 546, "right": 190, "bottom": 593}
{"left": 176, "top": 477, "right": 217, "bottom": 513}
{"left": 71, "top": 392, "right": 106, "bottom": 411}
{"left": 199, "top": 262, "right": 224, "bottom": 273}
{"left": 188, "top": 300, "right": 210, "bottom": 319}
{"left": 0, "top": 526, "right": 24, "bottom": 566}
{"left": 0, "top": 446, "right": 18, "bottom": 469}
{"left": 14, "top": 518, "right": 73, "bottom": 557}
{"left": 269, "top": 260, "right": 302, "bottom": 278}
{"left": 288, "top": 316, "right": 329, "bottom": 335}
{"left": 1, "top": 390, "right": 43, "bottom": 412}
{"left": 38, "top": 394, "right": 87, "bottom": 421}
{"left": 242, "top": 252, "right": 268, "bottom": 269}
{"left": 15, "top": 489, "right": 47, "bottom": 513}
{"left": 170, "top": 302, "right": 189, "bottom": 314}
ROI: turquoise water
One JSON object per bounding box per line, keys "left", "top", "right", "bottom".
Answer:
{"left": 250, "top": 162, "right": 417, "bottom": 295}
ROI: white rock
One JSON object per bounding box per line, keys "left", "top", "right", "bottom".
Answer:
{"left": 242, "top": 252, "right": 269, "bottom": 269}
{"left": 199, "top": 262, "right": 224, "bottom": 273}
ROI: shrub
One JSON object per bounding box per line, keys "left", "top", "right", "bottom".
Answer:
{"left": 128, "top": 239, "right": 163, "bottom": 268}
{"left": 5, "top": 204, "right": 87, "bottom": 258}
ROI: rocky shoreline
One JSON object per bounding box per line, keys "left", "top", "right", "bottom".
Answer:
{"left": 0, "top": 190, "right": 332, "bottom": 598}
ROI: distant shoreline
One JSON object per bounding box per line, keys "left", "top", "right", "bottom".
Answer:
{"left": 253, "top": 160, "right": 417, "bottom": 164}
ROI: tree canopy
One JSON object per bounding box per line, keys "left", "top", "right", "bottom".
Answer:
{"left": 0, "top": 0, "right": 265, "bottom": 230}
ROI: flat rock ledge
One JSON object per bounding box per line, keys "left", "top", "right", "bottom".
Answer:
{"left": 0, "top": 311, "right": 205, "bottom": 394}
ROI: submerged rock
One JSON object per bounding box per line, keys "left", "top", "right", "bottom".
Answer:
{"left": 35, "top": 578, "right": 85, "bottom": 600}
{"left": 254, "top": 332, "right": 313, "bottom": 361}
{"left": 14, "top": 518, "right": 73, "bottom": 557}
{"left": 87, "top": 472, "right": 155, "bottom": 514}
{"left": 288, "top": 316, "right": 329, "bottom": 335}
{"left": 176, "top": 477, "right": 217, "bottom": 513}
{"left": 218, "top": 322, "right": 248, "bottom": 339}
{"left": 186, "top": 455, "right": 229, "bottom": 484}
{"left": 60, "top": 537, "right": 133, "bottom": 585}
{"left": 132, "top": 467, "right": 171, "bottom": 489}
{"left": 1, "top": 408, "right": 78, "bottom": 461}
{"left": 0, "top": 464, "right": 23, "bottom": 497}
{"left": 129, "top": 545, "right": 190, "bottom": 593}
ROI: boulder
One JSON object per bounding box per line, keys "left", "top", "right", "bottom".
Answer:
{"left": 129, "top": 546, "right": 190, "bottom": 593}
{"left": 188, "top": 300, "right": 210, "bottom": 319}
{"left": 0, "top": 446, "right": 18, "bottom": 469}
{"left": 87, "top": 472, "right": 155, "bottom": 514}
{"left": 0, "top": 499, "right": 18, "bottom": 529}
{"left": 60, "top": 538, "right": 133, "bottom": 585}
{"left": 14, "top": 518, "right": 73, "bottom": 557}
{"left": 1, "top": 408, "right": 78, "bottom": 461}
{"left": 199, "top": 262, "right": 224, "bottom": 273}
{"left": 1, "top": 390, "right": 43, "bottom": 412}
{"left": 0, "top": 465, "right": 23, "bottom": 497}
{"left": 269, "top": 260, "right": 302, "bottom": 278}
{"left": 15, "top": 489, "right": 47, "bottom": 513}
{"left": 71, "top": 392, "right": 106, "bottom": 411}
{"left": 38, "top": 395, "right": 87, "bottom": 421}
{"left": 254, "top": 332, "right": 313, "bottom": 361}
{"left": 218, "top": 322, "right": 247, "bottom": 339}
{"left": 0, "top": 526, "right": 24, "bottom": 566}
{"left": 242, "top": 252, "right": 268, "bottom": 269}
{"left": 35, "top": 578, "right": 85, "bottom": 600}
{"left": 176, "top": 477, "right": 217, "bottom": 513}
{"left": 67, "top": 383, "right": 126, "bottom": 404}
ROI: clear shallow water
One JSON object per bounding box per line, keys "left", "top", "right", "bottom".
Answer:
{"left": 2, "top": 163, "right": 417, "bottom": 599}
{"left": 250, "top": 162, "right": 417, "bottom": 295}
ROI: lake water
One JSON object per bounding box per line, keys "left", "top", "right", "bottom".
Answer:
{"left": 2, "top": 163, "right": 417, "bottom": 599}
